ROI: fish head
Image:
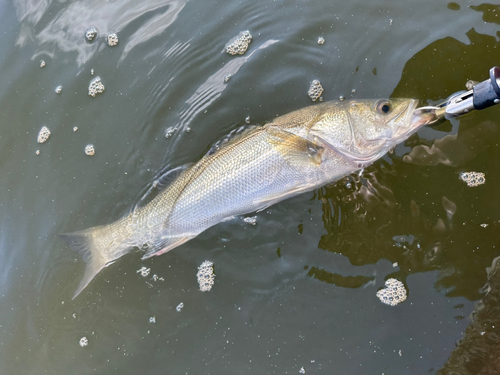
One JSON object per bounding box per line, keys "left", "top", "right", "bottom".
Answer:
{"left": 311, "top": 99, "right": 435, "bottom": 165}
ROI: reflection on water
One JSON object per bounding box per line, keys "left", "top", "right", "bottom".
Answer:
{"left": 1, "top": 0, "right": 500, "bottom": 373}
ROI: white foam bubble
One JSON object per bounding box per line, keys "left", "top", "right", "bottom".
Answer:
{"left": 35, "top": 150, "right": 40, "bottom": 155}
{"left": 55, "top": 86, "right": 62, "bottom": 94}
{"left": 86, "top": 27, "right": 97, "bottom": 42}
{"left": 459, "top": 171, "right": 485, "bottom": 187}
{"left": 37, "top": 126, "right": 51, "bottom": 143}
{"left": 225, "top": 31, "right": 252, "bottom": 55}
{"left": 176, "top": 302, "right": 184, "bottom": 312}
{"left": 85, "top": 144, "right": 95, "bottom": 156}
{"left": 196, "top": 260, "right": 215, "bottom": 292}
{"left": 79, "top": 336, "right": 88, "bottom": 347}
{"left": 107, "top": 33, "right": 119, "bottom": 47}
{"left": 376, "top": 278, "right": 407, "bottom": 306}
{"left": 149, "top": 316, "right": 156, "bottom": 323}
{"left": 307, "top": 80, "right": 323, "bottom": 102}
{"left": 165, "top": 127, "right": 175, "bottom": 139}
{"left": 40, "top": 60, "right": 46, "bottom": 68}
{"left": 73, "top": 127, "right": 78, "bottom": 132}
{"left": 137, "top": 266, "right": 151, "bottom": 277}
{"left": 317, "top": 36, "right": 325, "bottom": 45}
{"left": 88, "top": 76, "right": 105, "bottom": 97}
{"left": 243, "top": 216, "right": 257, "bottom": 225}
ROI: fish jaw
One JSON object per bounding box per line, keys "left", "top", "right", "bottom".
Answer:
{"left": 392, "top": 101, "right": 439, "bottom": 142}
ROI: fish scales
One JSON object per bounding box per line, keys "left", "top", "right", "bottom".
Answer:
{"left": 62, "top": 98, "right": 438, "bottom": 297}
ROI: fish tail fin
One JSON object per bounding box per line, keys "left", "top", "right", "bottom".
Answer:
{"left": 60, "top": 220, "right": 132, "bottom": 299}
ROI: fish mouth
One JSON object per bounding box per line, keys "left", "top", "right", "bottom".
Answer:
{"left": 392, "top": 99, "right": 438, "bottom": 140}
{"left": 410, "top": 105, "right": 440, "bottom": 128}
{"left": 390, "top": 99, "right": 417, "bottom": 127}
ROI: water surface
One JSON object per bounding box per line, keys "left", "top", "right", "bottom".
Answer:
{"left": 1, "top": 0, "right": 500, "bottom": 374}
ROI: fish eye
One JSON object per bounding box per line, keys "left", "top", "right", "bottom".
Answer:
{"left": 376, "top": 100, "right": 392, "bottom": 114}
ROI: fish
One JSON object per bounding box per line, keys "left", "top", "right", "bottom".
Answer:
{"left": 62, "top": 98, "right": 438, "bottom": 298}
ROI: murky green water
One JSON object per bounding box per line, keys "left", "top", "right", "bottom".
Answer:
{"left": 1, "top": 0, "right": 499, "bottom": 374}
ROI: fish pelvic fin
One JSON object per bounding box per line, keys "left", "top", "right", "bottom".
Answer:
{"left": 141, "top": 234, "right": 196, "bottom": 260}
{"left": 61, "top": 217, "right": 134, "bottom": 299}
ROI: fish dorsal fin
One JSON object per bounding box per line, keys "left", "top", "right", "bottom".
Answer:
{"left": 135, "top": 163, "right": 193, "bottom": 209}
{"left": 152, "top": 163, "right": 194, "bottom": 190}
{"left": 266, "top": 126, "right": 324, "bottom": 167}
{"left": 205, "top": 125, "right": 261, "bottom": 156}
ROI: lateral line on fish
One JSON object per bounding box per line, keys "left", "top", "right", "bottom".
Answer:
{"left": 346, "top": 111, "right": 356, "bottom": 149}
{"left": 157, "top": 128, "right": 268, "bottom": 229}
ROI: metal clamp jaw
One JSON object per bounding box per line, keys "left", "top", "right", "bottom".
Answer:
{"left": 436, "top": 66, "right": 500, "bottom": 120}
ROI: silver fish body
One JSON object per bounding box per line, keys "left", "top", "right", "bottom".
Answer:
{"left": 62, "top": 98, "right": 436, "bottom": 297}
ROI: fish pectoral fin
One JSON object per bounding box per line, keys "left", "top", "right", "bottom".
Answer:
{"left": 266, "top": 127, "right": 324, "bottom": 167}
{"left": 141, "top": 235, "right": 195, "bottom": 259}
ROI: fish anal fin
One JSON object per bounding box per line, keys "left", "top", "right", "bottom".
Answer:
{"left": 141, "top": 235, "right": 195, "bottom": 260}
{"left": 266, "top": 127, "right": 324, "bottom": 167}
{"left": 254, "top": 184, "right": 312, "bottom": 212}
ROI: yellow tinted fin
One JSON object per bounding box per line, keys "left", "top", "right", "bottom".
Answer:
{"left": 266, "top": 126, "right": 324, "bottom": 167}
{"left": 141, "top": 235, "right": 195, "bottom": 259}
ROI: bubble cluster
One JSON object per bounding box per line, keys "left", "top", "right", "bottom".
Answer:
{"left": 86, "top": 27, "right": 97, "bottom": 42}
{"left": 307, "top": 80, "right": 323, "bottom": 101}
{"left": 137, "top": 266, "right": 151, "bottom": 277}
{"left": 176, "top": 302, "right": 184, "bottom": 312}
{"left": 224, "top": 74, "right": 232, "bottom": 83}
{"left": 225, "top": 30, "right": 252, "bottom": 55}
{"left": 40, "top": 60, "right": 46, "bottom": 68}
{"left": 55, "top": 86, "right": 62, "bottom": 94}
{"left": 165, "top": 127, "right": 175, "bottom": 139}
{"left": 85, "top": 144, "right": 95, "bottom": 156}
{"left": 149, "top": 316, "right": 156, "bottom": 323}
{"left": 37, "top": 126, "right": 51, "bottom": 143}
{"left": 299, "top": 367, "right": 306, "bottom": 374}
{"left": 243, "top": 216, "right": 257, "bottom": 225}
{"left": 88, "top": 76, "right": 105, "bottom": 97}
{"left": 317, "top": 36, "right": 325, "bottom": 45}
{"left": 196, "top": 260, "right": 215, "bottom": 292}
{"left": 107, "top": 33, "right": 119, "bottom": 47}
{"left": 376, "top": 278, "right": 407, "bottom": 306}
{"left": 79, "top": 337, "right": 88, "bottom": 347}
{"left": 459, "top": 171, "right": 485, "bottom": 187}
